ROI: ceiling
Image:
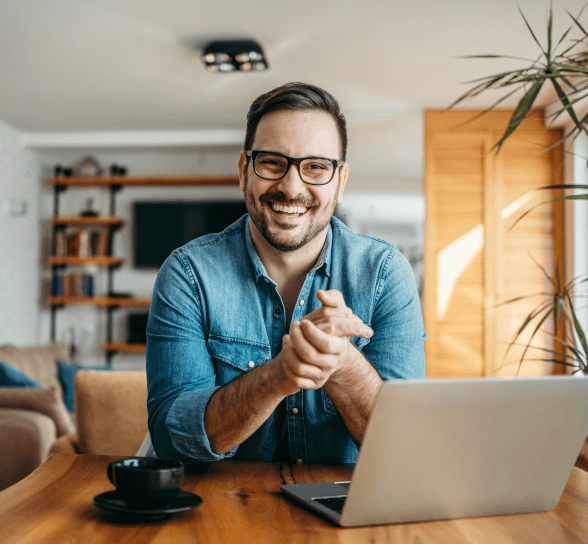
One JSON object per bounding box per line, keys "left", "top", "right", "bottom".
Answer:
{"left": 1, "top": 0, "right": 586, "bottom": 181}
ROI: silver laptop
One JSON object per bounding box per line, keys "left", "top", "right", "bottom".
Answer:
{"left": 281, "top": 376, "right": 588, "bottom": 527}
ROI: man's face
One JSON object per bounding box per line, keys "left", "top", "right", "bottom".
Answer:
{"left": 239, "top": 109, "right": 348, "bottom": 252}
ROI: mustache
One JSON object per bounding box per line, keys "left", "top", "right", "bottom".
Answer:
{"left": 259, "top": 191, "right": 319, "bottom": 208}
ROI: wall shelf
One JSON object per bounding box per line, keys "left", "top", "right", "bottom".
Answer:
{"left": 46, "top": 296, "right": 151, "bottom": 307}
{"left": 50, "top": 216, "right": 125, "bottom": 228}
{"left": 102, "top": 343, "right": 147, "bottom": 354}
{"left": 50, "top": 175, "right": 239, "bottom": 187}
{"left": 48, "top": 172, "right": 237, "bottom": 364}
{"left": 47, "top": 256, "right": 124, "bottom": 266}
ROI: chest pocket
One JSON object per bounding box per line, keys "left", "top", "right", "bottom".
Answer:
{"left": 207, "top": 335, "right": 271, "bottom": 385}
{"left": 321, "top": 388, "right": 340, "bottom": 416}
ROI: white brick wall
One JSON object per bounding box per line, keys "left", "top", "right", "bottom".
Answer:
{"left": 0, "top": 119, "right": 40, "bottom": 345}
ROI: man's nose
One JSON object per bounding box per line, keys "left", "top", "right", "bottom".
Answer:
{"left": 275, "top": 163, "right": 307, "bottom": 196}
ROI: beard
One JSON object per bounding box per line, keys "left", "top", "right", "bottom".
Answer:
{"left": 243, "top": 172, "right": 340, "bottom": 252}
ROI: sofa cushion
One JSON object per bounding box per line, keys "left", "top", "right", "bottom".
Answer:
{"left": 57, "top": 360, "right": 112, "bottom": 411}
{"left": 0, "top": 409, "right": 57, "bottom": 492}
{"left": 0, "top": 343, "right": 68, "bottom": 394}
{"left": 75, "top": 370, "right": 147, "bottom": 455}
{"left": 0, "top": 362, "right": 42, "bottom": 388}
{"left": 0, "top": 386, "right": 75, "bottom": 437}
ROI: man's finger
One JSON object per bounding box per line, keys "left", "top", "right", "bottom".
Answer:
{"left": 317, "top": 289, "right": 346, "bottom": 309}
{"left": 300, "top": 319, "right": 346, "bottom": 355}
{"left": 315, "top": 319, "right": 373, "bottom": 339}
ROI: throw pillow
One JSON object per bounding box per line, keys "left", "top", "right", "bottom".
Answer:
{"left": 0, "top": 386, "right": 75, "bottom": 437}
{"left": 0, "top": 362, "right": 42, "bottom": 388}
{"left": 57, "top": 360, "right": 112, "bottom": 412}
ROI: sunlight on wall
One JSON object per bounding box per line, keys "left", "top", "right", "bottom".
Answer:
{"left": 437, "top": 192, "right": 536, "bottom": 318}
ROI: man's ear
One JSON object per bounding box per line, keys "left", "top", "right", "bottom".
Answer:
{"left": 336, "top": 163, "right": 349, "bottom": 204}
{"left": 238, "top": 151, "right": 248, "bottom": 192}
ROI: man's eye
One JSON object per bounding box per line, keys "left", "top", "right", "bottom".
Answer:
{"left": 304, "top": 161, "right": 331, "bottom": 171}
{"left": 260, "top": 159, "right": 280, "bottom": 166}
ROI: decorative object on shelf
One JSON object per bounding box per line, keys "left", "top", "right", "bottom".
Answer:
{"left": 73, "top": 155, "right": 103, "bottom": 177}
{"left": 54, "top": 164, "right": 73, "bottom": 177}
{"left": 449, "top": 3, "right": 588, "bottom": 375}
{"left": 109, "top": 164, "right": 127, "bottom": 176}
{"left": 201, "top": 39, "right": 268, "bottom": 73}
{"left": 80, "top": 198, "right": 99, "bottom": 217}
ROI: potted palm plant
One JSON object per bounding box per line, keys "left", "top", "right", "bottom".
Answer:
{"left": 450, "top": 4, "right": 588, "bottom": 375}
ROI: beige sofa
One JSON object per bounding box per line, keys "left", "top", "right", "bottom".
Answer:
{"left": 50, "top": 370, "right": 148, "bottom": 456}
{"left": 0, "top": 343, "right": 74, "bottom": 491}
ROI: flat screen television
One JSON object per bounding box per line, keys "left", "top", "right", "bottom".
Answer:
{"left": 133, "top": 201, "right": 248, "bottom": 268}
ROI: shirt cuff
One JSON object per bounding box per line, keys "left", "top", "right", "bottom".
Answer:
{"left": 165, "top": 387, "right": 239, "bottom": 462}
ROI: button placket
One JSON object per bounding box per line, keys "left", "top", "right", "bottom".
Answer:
{"left": 287, "top": 390, "right": 305, "bottom": 465}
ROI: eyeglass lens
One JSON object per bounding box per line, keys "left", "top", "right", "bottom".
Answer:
{"left": 254, "top": 152, "right": 334, "bottom": 184}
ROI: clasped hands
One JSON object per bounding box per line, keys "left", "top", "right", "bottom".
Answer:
{"left": 273, "top": 290, "right": 373, "bottom": 397}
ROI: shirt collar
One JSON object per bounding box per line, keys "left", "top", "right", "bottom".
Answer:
{"left": 243, "top": 216, "right": 333, "bottom": 282}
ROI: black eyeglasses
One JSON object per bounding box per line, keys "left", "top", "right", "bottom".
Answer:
{"left": 246, "top": 150, "right": 341, "bottom": 185}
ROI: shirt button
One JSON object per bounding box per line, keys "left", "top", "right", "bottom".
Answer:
{"left": 299, "top": 300, "right": 304, "bottom": 306}
{"left": 275, "top": 308, "right": 282, "bottom": 315}
{"left": 296, "top": 459, "right": 303, "bottom": 465}
{"left": 291, "top": 407, "right": 299, "bottom": 414}
{"left": 247, "top": 361, "right": 255, "bottom": 368}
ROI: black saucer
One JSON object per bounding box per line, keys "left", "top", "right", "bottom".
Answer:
{"left": 93, "top": 490, "right": 202, "bottom": 518}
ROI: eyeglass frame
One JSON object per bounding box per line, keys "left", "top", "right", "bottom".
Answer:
{"left": 246, "top": 150, "right": 342, "bottom": 186}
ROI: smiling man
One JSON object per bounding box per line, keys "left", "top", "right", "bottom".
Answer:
{"left": 146, "top": 82, "right": 426, "bottom": 464}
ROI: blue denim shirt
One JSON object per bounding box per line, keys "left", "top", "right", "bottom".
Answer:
{"left": 146, "top": 214, "right": 426, "bottom": 464}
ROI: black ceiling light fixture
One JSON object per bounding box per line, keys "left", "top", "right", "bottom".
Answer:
{"left": 201, "top": 39, "right": 269, "bottom": 73}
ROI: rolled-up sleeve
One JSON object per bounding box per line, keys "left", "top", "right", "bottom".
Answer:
{"left": 146, "top": 250, "right": 238, "bottom": 462}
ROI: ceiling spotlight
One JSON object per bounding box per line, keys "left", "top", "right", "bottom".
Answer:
{"left": 201, "top": 39, "right": 269, "bottom": 73}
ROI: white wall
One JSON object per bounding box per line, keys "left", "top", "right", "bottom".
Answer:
{"left": 0, "top": 119, "right": 40, "bottom": 346}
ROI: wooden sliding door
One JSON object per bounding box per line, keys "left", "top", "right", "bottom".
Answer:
{"left": 424, "top": 111, "right": 564, "bottom": 378}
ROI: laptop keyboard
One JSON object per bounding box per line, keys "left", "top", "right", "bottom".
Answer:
{"left": 313, "top": 496, "right": 346, "bottom": 514}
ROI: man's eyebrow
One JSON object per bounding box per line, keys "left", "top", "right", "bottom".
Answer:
{"left": 259, "top": 150, "right": 336, "bottom": 161}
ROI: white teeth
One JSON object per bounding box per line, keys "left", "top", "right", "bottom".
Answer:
{"left": 271, "top": 203, "right": 308, "bottom": 214}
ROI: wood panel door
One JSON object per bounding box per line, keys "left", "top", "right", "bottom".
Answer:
{"left": 424, "top": 111, "right": 564, "bottom": 378}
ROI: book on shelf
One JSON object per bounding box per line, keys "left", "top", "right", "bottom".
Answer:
{"left": 54, "top": 272, "right": 94, "bottom": 298}
{"left": 54, "top": 230, "right": 66, "bottom": 257}
{"left": 96, "top": 229, "right": 111, "bottom": 256}
{"left": 90, "top": 231, "right": 101, "bottom": 256}
{"left": 54, "top": 227, "right": 111, "bottom": 258}
{"left": 78, "top": 229, "right": 90, "bottom": 258}
{"left": 65, "top": 231, "right": 79, "bottom": 256}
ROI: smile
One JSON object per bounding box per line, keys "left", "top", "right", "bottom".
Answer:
{"left": 270, "top": 203, "right": 309, "bottom": 215}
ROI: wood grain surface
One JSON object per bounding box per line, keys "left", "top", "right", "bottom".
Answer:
{"left": 0, "top": 454, "right": 587, "bottom": 544}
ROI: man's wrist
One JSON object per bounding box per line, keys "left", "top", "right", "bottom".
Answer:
{"left": 329, "top": 342, "right": 365, "bottom": 385}
{"left": 258, "top": 355, "right": 296, "bottom": 400}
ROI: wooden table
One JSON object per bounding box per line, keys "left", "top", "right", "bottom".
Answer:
{"left": 1, "top": 453, "right": 587, "bottom": 543}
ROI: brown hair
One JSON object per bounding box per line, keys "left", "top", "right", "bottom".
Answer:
{"left": 244, "top": 82, "right": 347, "bottom": 161}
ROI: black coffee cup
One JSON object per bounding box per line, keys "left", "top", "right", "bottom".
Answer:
{"left": 107, "top": 458, "right": 184, "bottom": 506}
